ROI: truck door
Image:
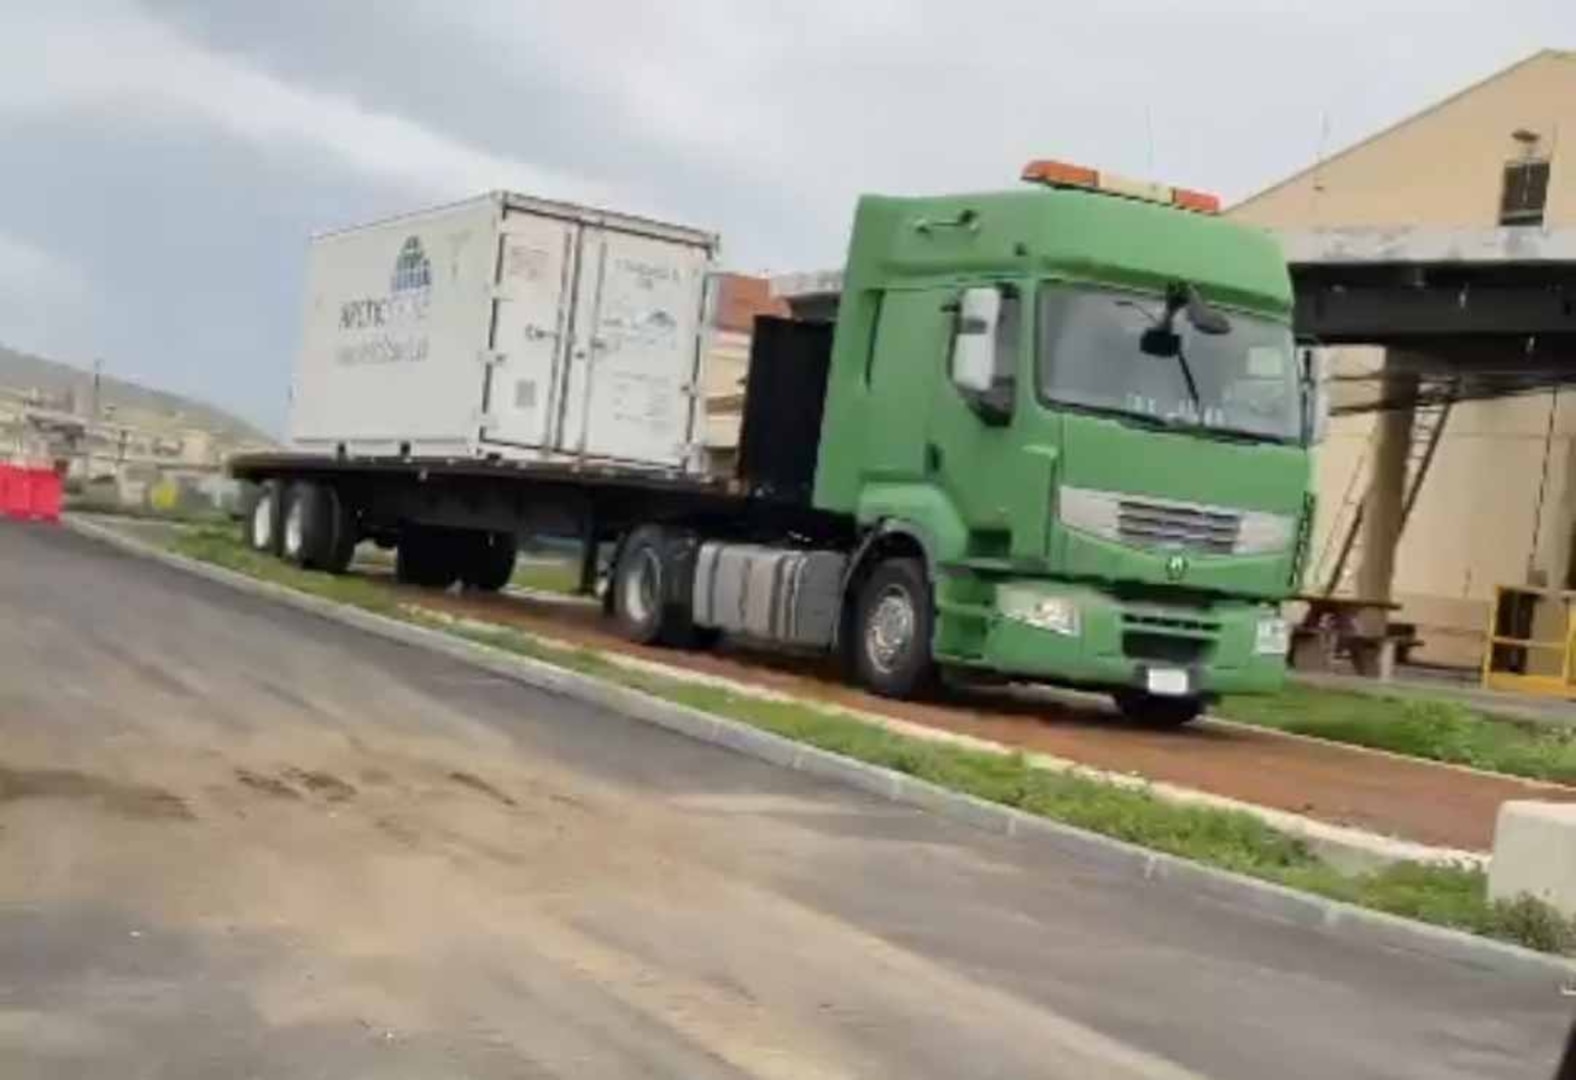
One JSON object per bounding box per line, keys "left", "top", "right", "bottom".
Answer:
{"left": 486, "top": 213, "right": 579, "bottom": 448}
{"left": 557, "top": 229, "right": 708, "bottom": 468}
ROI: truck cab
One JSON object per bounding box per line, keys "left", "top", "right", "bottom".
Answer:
{"left": 799, "top": 162, "right": 1315, "bottom": 723}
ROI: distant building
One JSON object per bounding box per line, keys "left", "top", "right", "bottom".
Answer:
{"left": 1232, "top": 49, "right": 1576, "bottom": 664}
{"left": 701, "top": 272, "right": 790, "bottom": 473}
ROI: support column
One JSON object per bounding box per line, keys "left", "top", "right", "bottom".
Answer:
{"left": 1355, "top": 358, "right": 1419, "bottom": 637}
{"left": 1527, "top": 387, "right": 1576, "bottom": 590}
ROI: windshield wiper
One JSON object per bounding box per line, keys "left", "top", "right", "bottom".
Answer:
{"left": 1169, "top": 344, "right": 1204, "bottom": 418}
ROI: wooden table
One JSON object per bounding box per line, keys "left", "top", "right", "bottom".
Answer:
{"left": 1289, "top": 594, "right": 1407, "bottom": 677}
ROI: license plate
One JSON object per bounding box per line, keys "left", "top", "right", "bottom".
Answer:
{"left": 1146, "top": 667, "right": 1190, "bottom": 697}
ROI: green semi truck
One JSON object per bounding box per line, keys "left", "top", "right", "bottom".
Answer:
{"left": 234, "top": 164, "right": 1318, "bottom": 725}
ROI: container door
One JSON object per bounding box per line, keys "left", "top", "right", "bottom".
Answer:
{"left": 485, "top": 213, "right": 579, "bottom": 447}
{"left": 557, "top": 229, "right": 707, "bottom": 467}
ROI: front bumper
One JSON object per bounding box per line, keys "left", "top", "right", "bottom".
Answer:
{"left": 966, "top": 580, "right": 1286, "bottom": 697}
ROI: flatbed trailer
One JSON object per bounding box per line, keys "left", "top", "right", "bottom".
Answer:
{"left": 228, "top": 447, "right": 851, "bottom": 594}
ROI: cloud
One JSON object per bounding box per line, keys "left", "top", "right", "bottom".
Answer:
{"left": 0, "top": 231, "right": 85, "bottom": 298}
{"left": 0, "top": 0, "right": 617, "bottom": 207}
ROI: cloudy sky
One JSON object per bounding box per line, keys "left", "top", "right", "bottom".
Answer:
{"left": 0, "top": 0, "right": 1569, "bottom": 434}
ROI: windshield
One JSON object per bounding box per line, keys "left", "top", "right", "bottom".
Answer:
{"left": 1036, "top": 283, "right": 1302, "bottom": 443}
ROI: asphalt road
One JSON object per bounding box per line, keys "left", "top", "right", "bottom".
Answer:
{"left": 0, "top": 520, "right": 1569, "bottom": 1080}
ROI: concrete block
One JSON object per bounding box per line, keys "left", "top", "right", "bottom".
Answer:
{"left": 1489, "top": 801, "right": 1576, "bottom": 914}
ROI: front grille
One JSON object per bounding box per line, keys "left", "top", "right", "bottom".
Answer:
{"left": 1123, "top": 611, "right": 1221, "bottom": 634}
{"left": 1117, "top": 497, "right": 1241, "bottom": 555}
{"left": 1122, "top": 632, "right": 1212, "bottom": 665}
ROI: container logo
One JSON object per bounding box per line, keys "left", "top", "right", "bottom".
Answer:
{"left": 390, "top": 236, "right": 432, "bottom": 294}
{"left": 335, "top": 235, "right": 432, "bottom": 366}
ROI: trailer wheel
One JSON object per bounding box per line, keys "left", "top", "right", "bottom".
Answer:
{"left": 610, "top": 525, "right": 704, "bottom": 647}
{"left": 246, "top": 480, "right": 284, "bottom": 556}
{"left": 460, "top": 531, "right": 517, "bottom": 592}
{"left": 852, "top": 557, "right": 936, "bottom": 699}
{"left": 1111, "top": 690, "right": 1203, "bottom": 728}
{"left": 395, "top": 526, "right": 459, "bottom": 589}
{"left": 320, "top": 488, "right": 359, "bottom": 575}
{"left": 281, "top": 482, "right": 340, "bottom": 570}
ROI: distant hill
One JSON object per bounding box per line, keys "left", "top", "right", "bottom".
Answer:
{"left": 0, "top": 343, "right": 273, "bottom": 447}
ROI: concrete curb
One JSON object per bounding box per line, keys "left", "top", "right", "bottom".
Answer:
{"left": 406, "top": 604, "right": 1484, "bottom": 874}
{"left": 64, "top": 515, "right": 1576, "bottom": 988}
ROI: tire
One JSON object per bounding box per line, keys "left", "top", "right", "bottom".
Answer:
{"left": 320, "top": 488, "right": 358, "bottom": 575}
{"left": 395, "top": 525, "right": 459, "bottom": 589}
{"left": 246, "top": 480, "right": 284, "bottom": 555}
{"left": 609, "top": 525, "right": 702, "bottom": 647}
{"left": 460, "top": 531, "right": 518, "bottom": 592}
{"left": 281, "top": 482, "right": 336, "bottom": 569}
{"left": 1111, "top": 690, "right": 1204, "bottom": 728}
{"left": 851, "top": 557, "right": 936, "bottom": 699}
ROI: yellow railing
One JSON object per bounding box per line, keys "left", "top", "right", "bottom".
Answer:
{"left": 1481, "top": 584, "right": 1576, "bottom": 698}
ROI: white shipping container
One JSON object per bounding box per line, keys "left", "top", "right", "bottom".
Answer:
{"left": 289, "top": 192, "right": 717, "bottom": 472}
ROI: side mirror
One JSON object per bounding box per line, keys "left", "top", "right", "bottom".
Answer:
{"left": 1140, "top": 327, "right": 1182, "bottom": 357}
{"left": 950, "top": 287, "right": 1000, "bottom": 395}
{"left": 1185, "top": 287, "right": 1232, "bottom": 336}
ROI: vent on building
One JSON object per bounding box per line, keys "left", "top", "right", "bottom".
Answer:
{"left": 1499, "top": 159, "right": 1550, "bottom": 227}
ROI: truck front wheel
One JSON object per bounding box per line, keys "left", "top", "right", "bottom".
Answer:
{"left": 1111, "top": 690, "right": 1204, "bottom": 728}
{"left": 852, "top": 558, "right": 936, "bottom": 699}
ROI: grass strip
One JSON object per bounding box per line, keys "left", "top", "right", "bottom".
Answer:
{"left": 165, "top": 524, "right": 1576, "bottom": 956}
{"left": 1219, "top": 683, "right": 1576, "bottom": 785}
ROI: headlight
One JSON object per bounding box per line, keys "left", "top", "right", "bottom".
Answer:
{"left": 999, "top": 586, "right": 1080, "bottom": 636}
{"left": 1254, "top": 615, "right": 1289, "bottom": 656}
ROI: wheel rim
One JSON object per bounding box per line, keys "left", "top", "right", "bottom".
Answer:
{"left": 283, "top": 496, "right": 305, "bottom": 557}
{"left": 251, "top": 494, "right": 274, "bottom": 549}
{"left": 621, "top": 548, "right": 661, "bottom": 625}
{"left": 865, "top": 585, "right": 916, "bottom": 674}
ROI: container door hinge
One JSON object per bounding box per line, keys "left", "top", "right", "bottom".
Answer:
{"left": 477, "top": 349, "right": 505, "bottom": 368}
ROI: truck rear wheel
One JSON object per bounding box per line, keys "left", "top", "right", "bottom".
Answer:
{"left": 1111, "top": 690, "right": 1204, "bottom": 728}
{"left": 852, "top": 557, "right": 936, "bottom": 699}
{"left": 246, "top": 480, "right": 284, "bottom": 555}
{"left": 460, "top": 531, "right": 518, "bottom": 592}
{"left": 610, "top": 525, "right": 704, "bottom": 647}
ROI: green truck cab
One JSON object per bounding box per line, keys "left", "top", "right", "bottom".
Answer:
{"left": 798, "top": 164, "right": 1315, "bottom": 723}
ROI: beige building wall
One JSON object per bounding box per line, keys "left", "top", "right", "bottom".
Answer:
{"left": 1231, "top": 50, "right": 1576, "bottom": 666}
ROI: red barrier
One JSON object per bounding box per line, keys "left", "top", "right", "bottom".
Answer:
{"left": 0, "top": 465, "right": 21, "bottom": 519}
{"left": 27, "top": 469, "right": 61, "bottom": 523}
{"left": 0, "top": 466, "right": 61, "bottom": 522}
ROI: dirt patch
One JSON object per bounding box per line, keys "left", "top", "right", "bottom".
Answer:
{"left": 0, "top": 765, "right": 191, "bottom": 821}
{"left": 447, "top": 770, "right": 517, "bottom": 807}
{"left": 235, "top": 768, "right": 303, "bottom": 801}
{"left": 281, "top": 768, "right": 357, "bottom": 803}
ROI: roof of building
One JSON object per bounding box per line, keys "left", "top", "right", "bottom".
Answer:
{"left": 711, "top": 273, "right": 789, "bottom": 333}
{"left": 1232, "top": 49, "right": 1575, "bottom": 215}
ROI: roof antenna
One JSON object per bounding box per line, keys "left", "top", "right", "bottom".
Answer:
{"left": 1310, "top": 110, "right": 1332, "bottom": 227}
